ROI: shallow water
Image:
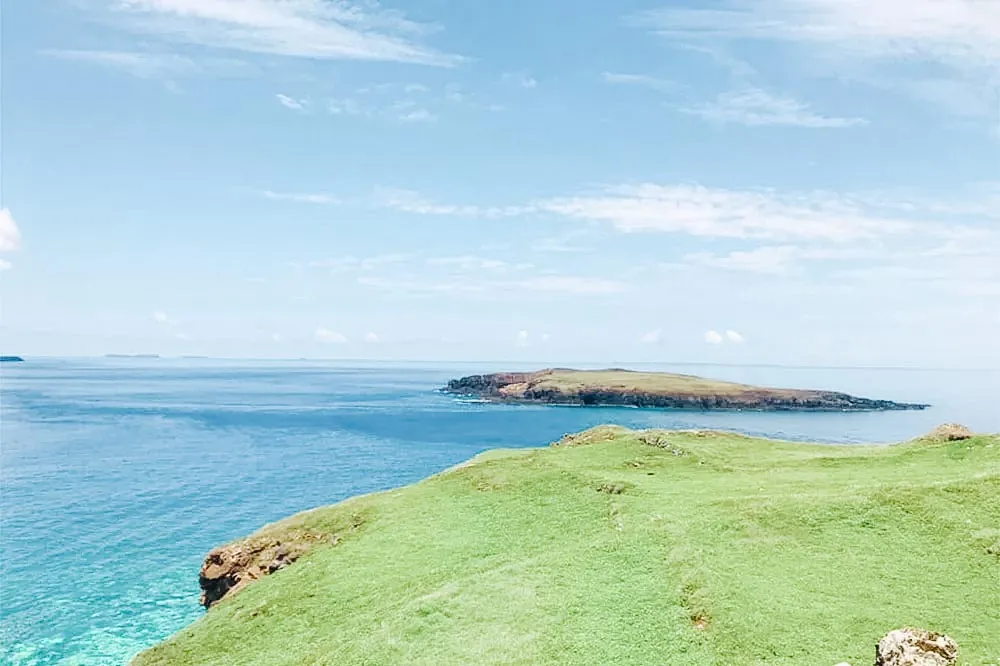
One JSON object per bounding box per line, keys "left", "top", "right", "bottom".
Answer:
{"left": 2, "top": 359, "right": 997, "bottom": 665}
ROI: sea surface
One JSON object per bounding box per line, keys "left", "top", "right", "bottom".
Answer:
{"left": 2, "top": 359, "right": 998, "bottom": 665}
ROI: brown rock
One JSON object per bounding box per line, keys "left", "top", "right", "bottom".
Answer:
{"left": 199, "top": 538, "right": 310, "bottom": 608}
{"left": 875, "top": 628, "right": 958, "bottom": 666}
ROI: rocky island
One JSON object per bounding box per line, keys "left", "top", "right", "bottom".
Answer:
{"left": 132, "top": 424, "right": 997, "bottom": 666}
{"left": 444, "top": 368, "right": 929, "bottom": 411}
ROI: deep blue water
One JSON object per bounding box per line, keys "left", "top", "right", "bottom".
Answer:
{"left": 2, "top": 359, "right": 998, "bottom": 665}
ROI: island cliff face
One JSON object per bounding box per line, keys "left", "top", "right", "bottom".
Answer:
{"left": 444, "top": 369, "right": 929, "bottom": 411}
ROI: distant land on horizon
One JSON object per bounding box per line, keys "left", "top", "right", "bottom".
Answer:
{"left": 444, "top": 368, "right": 930, "bottom": 412}
{"left": 0, "top": 356, "right": 25, "bottom": 363}
{"left": 105, "top": 354, "right": 161, "bottom": 359}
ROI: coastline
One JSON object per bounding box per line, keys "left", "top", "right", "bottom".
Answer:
{"left": 132, "top": 424, "right": 999, "bottom": 666}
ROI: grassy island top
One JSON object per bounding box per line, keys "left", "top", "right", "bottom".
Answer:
{"left": 134, "top": 426, "right": 998, "bottom": 666}
{"left": 444, "top": 368, "right": 929, "bottom": 410}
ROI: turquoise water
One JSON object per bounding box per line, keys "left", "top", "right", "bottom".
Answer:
{"left": 2, "top": 359, "right": 998, "bottom": 665}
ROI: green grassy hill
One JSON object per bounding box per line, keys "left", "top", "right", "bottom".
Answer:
{"left": 133, "top": 427, "right": 1000, "bottom": 666}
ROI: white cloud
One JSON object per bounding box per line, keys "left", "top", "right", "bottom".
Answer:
{"left": 256, "top": 189, "right": 339, "bottom": 204}
{"left": 365, "top": 332, "right": 380, "bottom": 343}
{"left": 726, "top": 330, "right": 745, "bottom": 344}
{"left": 686, "top": 245, "right": 801, "bottom": 274}
{"left": 502, "top": 72, "right": 538, "bottom": 88}
{"left": 705, "top": 330, "right": 724, "bottom": 345}
{"left": 516, "top": 276, "right": 626, "bottom": 295}
{"left": 0, "top": 209, "right": 22, "bottom": 253}
{"left": 680, "top": 88, "right": 868, "bottom": 128}
{"left": 377, "top": 188, "right": 532, "bottom": 218}
{"left": 152, "top": 311, "right": 178, "bottom": 325}
{"left": 327, "top": 98, "right": 367, "bottom": 116}
{"left": 540, "top": 333, "right": 552, "bottom": 343}
{"left": 397, "top": 108, "right": 437, "bottom": 123}
{"left": 0, "top": 259, "right": 11, "bottom": 271}
{"left": 99, "top": 0, "right": 463, "bottom": 67}
{"left": 357, "top": 276, "right": 487, "bottom": 294}
{"left": 541, "top": 184, "right": 915, "bottom": 242}
{"left": 276, "top": 94, "right": 308, "bottom": 111}
{"left": 601, "top": 72, "right": 679, "bottom": 93}
{"left": 271, "top": 333, "right": 282, "bottom": 342}
{"left": 315, "top": 328, "right": 348, "bottom": 344}
{"left": 43, "top": 50, "right": 253, "bottom": 80}
{"left": 640, "top": 329, "right": 663, "bottom": 344}
{"left": 516, "top": 330, "right": 530, "bottom": 346}
{"left": 426, "top": 256, "right": 512, "bottom": 271}
{"left": 631, "top": 0, "right": 1000, "bottom": 67}
{"left": 630, "top": 0, "right": 1000, "bottom": 121}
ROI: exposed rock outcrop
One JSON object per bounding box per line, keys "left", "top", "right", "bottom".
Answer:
{"left": 200, "top": 538, "right": 309, "bottom": 608}
{"left": 199, "top": 532, "right": 345, "bottom": 608}
{"left": 444, "top": 369, "right": 929, "bottom": 412}
{"left": 875, "top": 628, "right": 958, "bottom": 666}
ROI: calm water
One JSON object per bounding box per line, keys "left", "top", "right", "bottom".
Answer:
{"left": 2, "top": 359, "right": 998, "bottom": 665}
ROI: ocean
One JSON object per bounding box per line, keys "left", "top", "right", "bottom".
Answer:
{"left": 2, "top": 359, "right": 998, "bottom": 665}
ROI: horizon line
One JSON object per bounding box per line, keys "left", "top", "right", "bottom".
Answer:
{"left": 7, "top": 354, "right": 1000, "bottom": 373}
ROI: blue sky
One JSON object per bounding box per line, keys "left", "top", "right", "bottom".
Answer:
{"left": 2, "top": 0, "right": 998, "bottom": 366}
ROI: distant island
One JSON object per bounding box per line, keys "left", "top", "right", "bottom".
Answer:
{"left": 105, "top": 354, "right": 161, "bottom": 359}
{"left": 0, "top": 356, "right": 25, "bottom": 363}
{"left": 444, "top": 368, "right": 929, "bottom": 411}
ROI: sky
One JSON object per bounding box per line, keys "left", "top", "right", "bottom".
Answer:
{"left": 1, "top": 0, "right": 998, "bottom": 367}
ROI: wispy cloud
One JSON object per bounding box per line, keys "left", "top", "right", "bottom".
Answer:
{"left": 0, "top": 209, "right": 22, "bottom": 253}
{"left": 315, "top": 328, "right": 348, "bottom": 344}
{"left": 0, "top": 259, "right": 12, "bottom": 272}
{"left": 426, "top": 256, "right": 516, "bottom": 271}
{"left": 255, "top": 189, "right": 339, "bottom": 204}
{"left": 396, "top": 107, "right": 437, "bottom": 123}
{"left": 601, "top": 72, "right": 679, "bottom": 93}
{"left": 540, "top": 184, "right": 913, "bottom": 242}
{"left": 685, "top": 245, "right": 802, "bottom": 275}
{"left": 43, "top": 49, "right": 253, "bottom": 80}
{"left": 680, "top": 88, "right": 868, "bottom": 128}
{"left": 704, "top": 330, "right": 724, "bottom": 345}
{"left": 516, "top": 276, "right": 625, "bottom": 295}
{"left": 630, "top": 0, "right": 1000, "bottom": 68}
{"left": 309, "top": 254, "right": 412, "bottom": 273}
{"left": 152, "top": 311, "right": 179, "bottom": 326}
{"left": 276, "top": 94, "right": 309, "bottom": 111}
{"left": 96, "top": 0, "right": 463, "bottom": 67}
{"left": 502, "top": 72, "right": 539, "bottom": 89}
{"left": 377, "top": 188, "right": 532, "bottom": 218}
{"left": 726, "top": 330, "right": 745, "bottom": 344}
{"left": 629, "top": 0, "right": 1000, "bottom": 123}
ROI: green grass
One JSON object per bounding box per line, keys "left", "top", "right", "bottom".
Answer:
{"left": 133, "top": 428, "right": 1000, "bottom": 666}
{"left": 520, "top": 369, "right": 790, "bottom": 395}
{"left": 495, "top": 368, "right": 850, "bottom": 401}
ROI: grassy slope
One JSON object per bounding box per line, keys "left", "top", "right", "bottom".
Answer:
{"left": 504, "top": 369, "right": 824, "bottom": 398}
{"left": 134, "top": 428, "right": 1000, "bottom": 666}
